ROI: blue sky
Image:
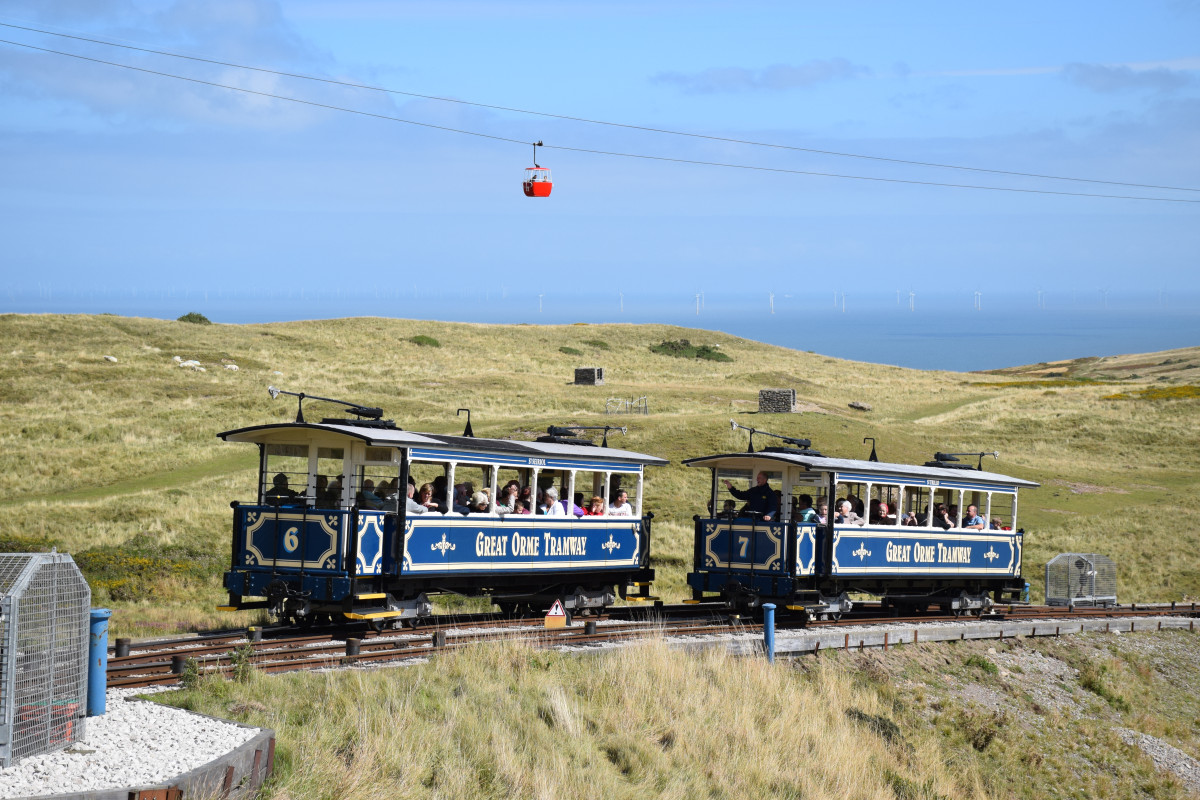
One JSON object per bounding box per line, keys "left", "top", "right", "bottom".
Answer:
{"left": 1, "top": 1, "right": 1197, "bottom": 318}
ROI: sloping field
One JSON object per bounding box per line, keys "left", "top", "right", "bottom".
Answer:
{"left": 1, "top": 313, "right": 1198, "bottom": 634}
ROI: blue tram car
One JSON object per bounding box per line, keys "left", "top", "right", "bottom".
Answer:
{"left": 217, "top": 392, "right": 665, "bottom": 626}
{"left": 686, "top": 424, "right": 1039, "bottom": 618}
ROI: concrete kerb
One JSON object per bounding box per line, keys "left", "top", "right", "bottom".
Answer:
{"left": 669, "top": 615, "right": 1197, "bottom": 660}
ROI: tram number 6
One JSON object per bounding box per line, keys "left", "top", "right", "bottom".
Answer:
{"left": 737, "top": 535, "right": 749, "bottom": 558}
{"left": 283, "top": 526, "right": 300, "bottom": 553}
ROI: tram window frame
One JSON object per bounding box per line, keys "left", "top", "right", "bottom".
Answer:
{"left": 313, "top": 447, "right": 345, "bottom": 508}
{"left": 868, "top": 483, "right": 901, "bottom": 525}
{"left": 262, "top": 444, "right": 309, "bottom": 506}
{"left": 452, "top": 464, "right": 493, "bottom": 515}
{"left": 834, "top": 482, "right": 867, "bottom": 519}
{"left": 988, "top": 492, "right": 1016, "bottom": 531}
{"left": 787, "top": 478, "right": 824, "bottom": 524}
{"left": 903, "top": 486, "right": 930, "bottom": 527}
{"left": 716, "top": 469, "right": 781, "bottom": 519}
{"left": 409, "top": 461, "right": 451, "bottom": 514}
{"left": 496, "top": 467, "right": 525, "bottom": 514}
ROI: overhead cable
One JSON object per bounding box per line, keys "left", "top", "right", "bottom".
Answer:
{"left": 2, "top": 20, "right": 1197, "bottom": 194}
{"left": 2, "top": 36, "right": 1197, "bottom": 204}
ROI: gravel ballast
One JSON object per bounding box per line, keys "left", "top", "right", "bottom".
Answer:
{"left": 0, "top": 688, "right": 261, "bottom": 799}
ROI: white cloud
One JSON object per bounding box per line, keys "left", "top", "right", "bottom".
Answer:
{"left": 653, "top": 59, "right": 869, "bottom": 94}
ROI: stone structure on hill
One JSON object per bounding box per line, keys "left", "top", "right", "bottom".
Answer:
{"left": 574, "top": 367, "right": 604, "bottom": 386}
{"left": 758, "top": 389, "right": 796, "bottom": 413}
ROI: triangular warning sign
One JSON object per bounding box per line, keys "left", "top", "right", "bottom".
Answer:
{"left": 544, "top": 599, "right": 567, "bottom": 629}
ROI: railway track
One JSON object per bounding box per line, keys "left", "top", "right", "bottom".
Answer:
{"left": 108, "top": 602, "right": 1199, "bottom": 689}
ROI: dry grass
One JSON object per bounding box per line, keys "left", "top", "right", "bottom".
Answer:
{"left": 161, "top": 637, "right": 986, "bottom": 800}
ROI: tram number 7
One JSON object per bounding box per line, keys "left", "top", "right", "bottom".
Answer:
{"left": 737, "top": 535, "right": 750, "bottom": 558}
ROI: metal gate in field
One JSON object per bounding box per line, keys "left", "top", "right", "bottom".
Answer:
{"left": 0, "top": 552, "right": 91, "bottom": 766}
{"left": 1045, "top": 552, "right": 1117, "bottom": 608}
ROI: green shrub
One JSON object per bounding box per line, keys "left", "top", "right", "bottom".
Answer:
{"left": 409, "top": 335, "right": 441, "bottom": 347}
{"left": 649, "top": 339, "right": 732, "bottom": 362}
{"left": 582, "top": 339, "right": 611, "bottom": 350}
{"left": 559, "top": 346, "right": 583, "bottom": 356}
{"left": 230, "top": 643, "right": 256, "bottom": 683}
{"left": 964, "top": 654, "right": 999, "bottom": 675}
{"left": 176, "top": 312, "right": 211, "bottom": 324}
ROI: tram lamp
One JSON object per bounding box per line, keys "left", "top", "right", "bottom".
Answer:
{"left": 924, "top": 451, "right": 1000, "bottom": 470}
{"left": 730, "top": 420, "right": 819, "bottom": 455}
{"left": 545, "top": 424, "right": 627, "bottom": 447}
{"left": 267, "top": 386, "right": 383, "bottom": 423}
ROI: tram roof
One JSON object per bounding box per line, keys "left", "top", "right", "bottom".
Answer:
{"left": 217, "top": 422, "right": 668, "bottom": 467}
{"left": 682, "top": 451, "right": 1039, "bottom": 490}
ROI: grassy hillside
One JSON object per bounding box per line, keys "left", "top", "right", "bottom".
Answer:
{"left": 1, "top": 314, "right": 1198, "bottom": 635}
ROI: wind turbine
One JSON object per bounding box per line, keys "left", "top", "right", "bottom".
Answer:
{"left": 769, "top": 291, "right": 775, "bottom": 314}
{"left": 537, "top": 294, "right": 544, "bottom": 313}
{"left": 618, "top": 290, "right": 624, "bottom": 313}
{"left": 1036, "top": 288, "right": 1044, "bottom": 309}
{"left": 973, "top": 291, "right": 982, "bottom": 311}
{"left": 694, "top": 293, "right": 701, "bottom": 315}
{"left": 1099, "top": 287, "right": 1109, "bottom": 309}
{"left": 908, "top": 290, "right": 915, "bottom": 312}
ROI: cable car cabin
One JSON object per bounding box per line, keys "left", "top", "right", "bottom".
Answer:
{"left": 684, "top": 442, "right": 1038, "bottom": 620}
{"left": 216, "top": 415, "right": 664, "bottom": 627}
{"left": 523, "top": 166, "right": 552, "bottom": 197}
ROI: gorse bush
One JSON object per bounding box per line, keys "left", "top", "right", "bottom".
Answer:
{"left": 649, "top": 339, "right": 732, "bottom": 362}
{"left": 582, "top": 339, "right": 610, "bottom": 350}
{"left": 559, "top": 346, "right": 582, "bottom": 356}
{"left": 409, "top": 335, "right": 441, "bottom": 347}
{"left": 176, "top": 312, "right": 211, "bottom": 324}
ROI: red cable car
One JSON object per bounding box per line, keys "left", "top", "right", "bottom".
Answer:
{"left": 523, "top": 140, "right": 552, "bottom": 197}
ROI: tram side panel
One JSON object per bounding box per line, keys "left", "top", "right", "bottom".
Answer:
{"left": 687, "top": 517, "right": 796, "bottom": 599}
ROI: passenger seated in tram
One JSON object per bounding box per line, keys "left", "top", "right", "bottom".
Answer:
{"left": 814, "top": 498, "right": 828, "bottom": 524}
{"left": 540, "top": 486, "right": 568, "bottom": 516}
{"left": 835, "top": 499, "right": 865, "bottom": 526}
{"left": 608, "top": 489, "right": 634, "bottom": 517}
{"left": 431, "top": 476, "right": 450, "bottom": 513}
{"left": 990, "top": 517, "right": 1004, "bottom": 530}
{"left": 902, "top": 510, "right": 919, "bottom": 526}
{"left": 947, "top": 504, "right": 960, "bottom": 528}
{"left": 933, "top": 503, "right": 953, "bottom": 530}
{"left": 313, "top": 474, "right": 329, "bottom": 504}
{"left": 722, "top": 498, "right": 737, "bottom": 516}
{"left": 869, "top": 501, "right": 895, "bottom": 525}
{"left": 325, "top": 478, "right": 343, "bottom": 506}
{"left": 963, "top": 504, "right": 986, "bottom": 530}
{"left": 469, "top": 491, "right": 491, "bottom": 514}
{"left": 404, "top": 481, "right": 427, "bottom": 515}
{"left": 416, "top": 483, "right": 440, "bottom": 512}
{"left": 358, "top": 479, "right": 384, "bottom": 510}
{"left": 586, "top": 496, "right": 606, "bottom": 516}
{"left": 265, "top": 473, "right": 298, "bottom": 505}
{"left": 795, "top": 494, "right": 818, "bottom": 524}
{"left": 496, "top": 481, "right": 521, "bottom": 515}
{"left": 569, "top": 492, "right": 587, "bottom": 517}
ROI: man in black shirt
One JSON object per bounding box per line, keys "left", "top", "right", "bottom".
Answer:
{"left": 722, "top": 472, "right": 778, "bottom": 521}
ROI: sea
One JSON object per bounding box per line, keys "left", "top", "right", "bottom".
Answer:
{"left": 5, "top": 290, "right": 1198, "bottom": 372}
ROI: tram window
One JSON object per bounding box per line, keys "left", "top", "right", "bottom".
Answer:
{"left": 573, "top": 470, "right": 604, "bottom": 516}
{"left": 868, "top": 483, "right": 901, "bottom": 524}
{"left": 989, "top": 493, "right": 1015, "bottom": 531}
{"left": 835, "top": 482, "right": 866, "bottom": 518}
{"left": 930, "top": 488, "right": 959, "bottom": 528}
{"left": 314, "top": 448, "right": 345, "bottom": 508}
{"left": 717, "top": 469, "right": 779, "bottom": 518}
{"left": 496, "top": 467, "right": 524, "bottom": 513}
{"left": 452, "top": 465, "right": 491, "bottom": 513}
{"left": 788, "top": 482, "right": 823, "bottom": 523}
{"left": 409, "top": 461, "right": 451, "bottom": 513}
{"left": 904, "top": 486, "right": 930, "bottom": 526}
{"left": 262, "top": 444, "right": 308, "bottom": 505}
{"left": 355, "top": 464, "right": 398, "bottom": 511}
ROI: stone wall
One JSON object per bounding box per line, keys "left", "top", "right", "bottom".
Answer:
{"left": 574, "top": 367, "right": 605, "bottom": 386}
{"left": 758, "top": 388, "right": 796, "bottom": 413}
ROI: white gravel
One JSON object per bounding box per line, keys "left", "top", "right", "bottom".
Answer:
{"left": 0, "top": 688, "right": 261, "bottom": 799}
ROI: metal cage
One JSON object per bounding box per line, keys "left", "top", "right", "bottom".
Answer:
{"left": 1045, "top": 552, "right": 1117, "bottom": 608}
{"left": 0, "top": 552, "right": 91, "bottom": 767}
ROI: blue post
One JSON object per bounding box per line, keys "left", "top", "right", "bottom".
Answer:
{"left": 88, "top": 608, "right": 112, "bottom": 717}
{"left": 1022, "top": 582, "right": 1031, "bottom": 604}
{"left": 763, "top": 603, "right": 776, "bottom": 664}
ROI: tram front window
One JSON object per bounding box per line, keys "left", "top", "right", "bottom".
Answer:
{"left": 262, "top": 444, "right": 308, "bottom": 506}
